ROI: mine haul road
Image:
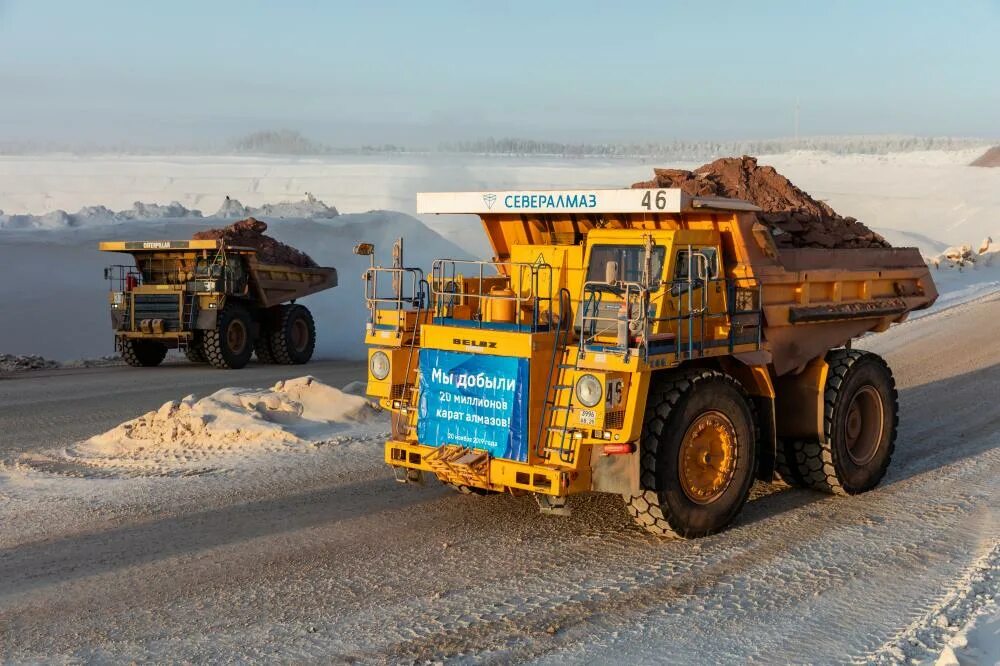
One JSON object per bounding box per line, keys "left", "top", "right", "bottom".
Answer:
{"left": 0, "top": 298, "right": 997, "bottom": 663}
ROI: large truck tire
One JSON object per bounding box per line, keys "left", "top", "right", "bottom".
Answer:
{"left": 774, "top": 439, "right": 805, "bottom": 487}
{"left": 254, "top": 320, "right": 278, "bottom": 364}
{"left": 121, "top": 339, "right": 167, "bottom": 367}
{"left": 790, "top": 349, "right": 897, "bottom": 495}
{"left": 269, "top": 304, "right": 316, "bottom": 365}
{"left": 202, "top": 303, "right": 253, "bottom": 369}
{"left": 624, "top": 369, "right": 757, "bottom": 538}
{"left": 184, "top": 333, "right": 207, "bottom": 364}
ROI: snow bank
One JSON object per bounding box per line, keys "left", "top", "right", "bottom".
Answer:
{"left": 56, "top": 377, "right": 385, "bottom": 476}
{"left": 214, "top": 192, "right": 338, "bottom": 219}
{"left": 83, "top": 376, "right": 376, "bottom": 451}
{"left": 914, "top": 241, "right": 1000, "bottom": 317}
{"left": 0, "top": 195, "right": 339, "bottom": 230}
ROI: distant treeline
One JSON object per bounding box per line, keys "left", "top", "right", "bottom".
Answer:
{"left": 437, "top": 136, "right": 989, "bottom": 159}
{"left": 0, "top": 131, "right": 989, "bottom": 157}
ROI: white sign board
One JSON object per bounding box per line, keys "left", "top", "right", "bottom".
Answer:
{"left": 416, "top": 189, "right": 688, "bottom": 215}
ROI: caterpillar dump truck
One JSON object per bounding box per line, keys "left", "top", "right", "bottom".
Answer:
{"left": 358, "top": 189, "right": 937, "bottom": 537}
{"left": 99, "top": 239, "right": 336, "bottom": 369}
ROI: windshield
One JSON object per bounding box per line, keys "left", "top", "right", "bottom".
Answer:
{"left": 586, "top": 244, "right": 666, "bottom": 289}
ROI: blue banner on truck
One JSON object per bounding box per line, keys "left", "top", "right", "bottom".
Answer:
{"left": 417, "top": 349, "right": 529, "bottom": 462}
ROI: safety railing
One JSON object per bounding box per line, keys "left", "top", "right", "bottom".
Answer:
{"left": 578, "top": 281, "right": 650, "bottom": 361}
{"left": 660, "top": 276, "right": 763, "bottom": 361}
{"left": 362, "top": 266, "right": 427, "bottom": 327}
{"left": 579, "top": 275, "right": 763, "bottom": 362}
{"left": 430, "top": 259, "right": 555, "bottom": 332}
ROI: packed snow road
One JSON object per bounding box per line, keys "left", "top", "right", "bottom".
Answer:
{"left": 0, "top": 298, "right": 998, "bottom": 663}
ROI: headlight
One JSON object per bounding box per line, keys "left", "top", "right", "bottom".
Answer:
{"left": 370, "top": 351, "right": 390, "bottom": 380}
{"left": 575, "top": 374, "right": 602, "bottom": 407}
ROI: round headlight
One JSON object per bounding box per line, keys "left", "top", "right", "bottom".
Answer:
{"left": 575, "top": 374, "right": 602, "bottom": 408}
{"left": 370, "top": 351, "right": 390, "bottom": 380}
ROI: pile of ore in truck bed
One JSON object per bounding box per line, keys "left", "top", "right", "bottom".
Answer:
{"left": 631, "top": 156, "right": 890, "bottom": 249}
{"left": 192, "top": 217, "right": 318, "bottom": 267}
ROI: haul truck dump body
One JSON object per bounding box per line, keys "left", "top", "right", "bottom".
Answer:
{"left": 100, "top": 239, "right": 336, "bottom": 369}
{"left": 360, "top": 189, "right": 936, "bottom": 537}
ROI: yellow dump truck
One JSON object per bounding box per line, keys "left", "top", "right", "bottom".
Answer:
{"left": 358, "top": 189, "right": 936, "bottom": 537}
{"left": 100, "top": 239, "right": 336, "bottom": 369}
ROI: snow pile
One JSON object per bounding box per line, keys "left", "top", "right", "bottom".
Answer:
{"left": 0, "top": 354, "right": 60, "bottom": 373}
{"left": 58, "top": 377, "right": 383, "bottom": 475}
{"left": 0, "top": 201, "right": 201, "bottom": 230}
{"left": 914, "top": 238, "right": 1000, "bottom": 314}
{"left": 0, "top": 195, "right": 340, "bottom": 230}
{"left": 213, "top": 193, "right": 339, "bottom": 219}
{"left": 0, "top": 353, "right": 123, "bottom": 373}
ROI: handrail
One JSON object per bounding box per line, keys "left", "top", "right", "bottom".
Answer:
{"left": 580, "top": 275, "right": 763, "bottom": 361}
{"left": 430, "top": 258, "right": 555, "bottom": 332}
{"left": 362, "top": 266, "right": 426, "bottom": 328}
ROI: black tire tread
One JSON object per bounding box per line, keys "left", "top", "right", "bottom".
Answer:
{"left": 120, "top": 339, "right": 167, "bottom": 367}
{"left": 625, "top": 368, "right": 755, "bottom": 538}
{"left": 202, "top": 304, "right": 252, "bottom": 369}
{"left": 791, "top": 349, "right": 898, "bottom": 496}
{"left": 269, "top": 304, "right": 316, "bottom": 365}
{"left": 184, "top": 336, "right": 207, "bottom": 364}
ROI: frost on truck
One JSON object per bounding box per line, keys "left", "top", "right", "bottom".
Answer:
{"left": 358, "top": 189, "right": 937, "bottom": 538}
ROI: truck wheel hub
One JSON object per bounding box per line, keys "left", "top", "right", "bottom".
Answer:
{"left": 291, "top": 318, "right": 309, "bottom": 352}
{"left": 227, "top": 320, "right": 247, "bottom": 354}
{"left": 845, "top": 385, "right": 883, "bottom": 465}
{"left": 679, "top": 411, "right": 737, "bottom": 504}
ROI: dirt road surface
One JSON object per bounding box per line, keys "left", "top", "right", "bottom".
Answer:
{"left": 0, "top": 299, "right": 997, "bottom": 663}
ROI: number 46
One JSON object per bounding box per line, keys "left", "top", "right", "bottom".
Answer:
{"left": 641, "top": 190, "right": 668, "bottom": 210}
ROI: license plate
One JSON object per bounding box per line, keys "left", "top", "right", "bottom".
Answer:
{"left": 579, "top": 409, "right": 597, "bottom": 426}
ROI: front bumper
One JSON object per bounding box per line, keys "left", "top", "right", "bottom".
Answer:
{"left": 384, "top": 440, "right": 586, "bottom": 496}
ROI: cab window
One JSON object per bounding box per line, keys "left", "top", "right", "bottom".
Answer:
{"left": 586, "top": 244, "right": 666, "bottom": 289}
{"left": 673, "top": 248, "right": 719, "bottom": 282}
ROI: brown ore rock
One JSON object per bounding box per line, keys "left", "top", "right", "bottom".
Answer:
{"left": 631, "top": 156, "right": 890, "bottom": 249}
{"left": 192, "top": 217, "right": 318, "bottom": 267}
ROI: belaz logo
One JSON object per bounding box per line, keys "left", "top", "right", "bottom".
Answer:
{"left": 454, "top": 338, "right": 497, "bottom": 349}
{"left": 482, "top": 193, "right": 497, "bottom": 210}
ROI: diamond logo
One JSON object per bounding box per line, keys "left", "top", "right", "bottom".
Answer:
{"left": 482, "top": 193, "right": 497, "bottom": 210}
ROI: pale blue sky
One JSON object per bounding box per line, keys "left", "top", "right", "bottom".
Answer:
{"left": 1, "top": 0, "right": 997, "bottom": 146}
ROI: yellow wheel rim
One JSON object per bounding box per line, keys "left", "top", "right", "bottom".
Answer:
{"left": 679, "top": 411, "right": 738, "bottom": 504}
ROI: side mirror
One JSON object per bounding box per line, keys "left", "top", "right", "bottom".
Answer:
{"left": 353, "top": 243, "right": 375, "bottom": 256}
{"left": 604, "top": 260, "right": 619, "bottom": 284}
{"left": 103, "top": 267, "right": 110, "bottom": 280}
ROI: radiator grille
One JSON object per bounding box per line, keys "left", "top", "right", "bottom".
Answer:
{"left": 604, "top": 410, "right": 625, "bottom": 429}
{"left": 132, "top": 294, "right": 182, "bottom": 331}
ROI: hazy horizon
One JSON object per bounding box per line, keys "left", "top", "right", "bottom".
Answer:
{"left": 1, "top": 0, "right": 998, "bottom": 147}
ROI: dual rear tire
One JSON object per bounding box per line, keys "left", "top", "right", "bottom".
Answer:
{"left": 180, "top": 303, "right": 316, "bottom": 369}
{"left": 777, "top": 349, "right": 897, "bottom": 495}
{"left": 254, "top": 304, "right": 316, "bottom": 365}
{"left": 626, "top": 349, "right": 897, "bottom": 538}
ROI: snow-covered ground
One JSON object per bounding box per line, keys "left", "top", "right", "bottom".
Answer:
{"left": 0, "top": 290, "right": 997, "bottom": 663}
